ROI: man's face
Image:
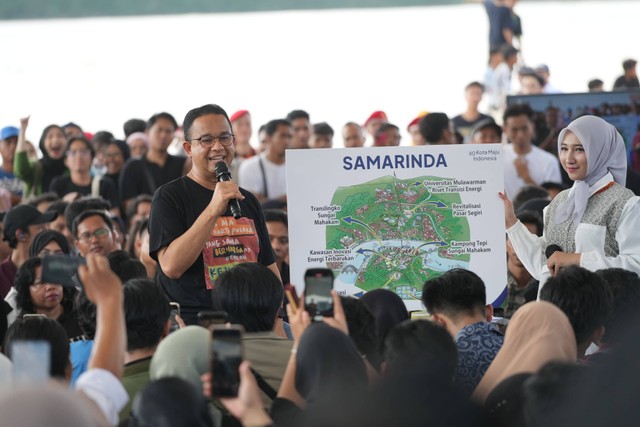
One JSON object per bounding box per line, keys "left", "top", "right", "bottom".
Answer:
{"left": 266, "top": 221, "right": 289, "bottom": 262}
{"left": 342, "top": 124, "right": 365, "bottom": 148}
{"left": 0, "top": 137, "right": 17, "bottom": 163}
{"left": 376, "top": 128, "right": 401, "bottom": 147}
{"left": 309, "top": 134, "right": 333, "bottom": 149}
{"left": 75, "top": 215, "right": 116, "bottom": 257}
{"left": 365, "top": 120, "right": 384, "bottom": 138}
{"left": 472, "top": 128, "right": 501, "bottom": 144}
{"left": 290, "top": 118, "right": 311, "bottom": 149}
{"left": 65, "top": 140, "right": 93, "bottom": 174}
{"left": 520, "top": 76, "right": 543, "bottom": 95}
{"left": 184, "top": 114, "right": 235, "bottom": 181}
{"left": 465, "top": 86, "right": 484, "bottom": 106}
{"left": 267, "top": 124, "right": 292, "bottom": 157}
{"left": 504, "top": 115, "right": 534, "bottom": 149}
{"left": 148, "top": 118, "right": 176, "bottom": 153}
{"left": 231, "top": 115, "right": 252, "bottom": 144}
{"left": 49, "top": 215, "right": 74, "bottom": 249}
{"left": 408, "top": 125, "right": 426, "bottom": 146}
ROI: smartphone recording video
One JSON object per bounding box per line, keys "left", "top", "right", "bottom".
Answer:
{"left": 211, "top": 325, "right": 244, "bottom": 398}
{"left": 304, "top": 268, "right": 334, "bottom": 322}
{"left": 197, "top": 310, "right": 228, "bottom": 329}
{"left": 169, "top": 302, "right": 180, "bottom": 333}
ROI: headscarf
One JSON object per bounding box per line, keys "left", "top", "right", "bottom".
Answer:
{"left": 472, "top": 301, "right": 576, "bottom": 403}
{"left": 126, "top": 132, "right": 149, "bottom": 148}
{"left": 0, "top": 385, "right": 108, "bottom": 427}
{"left": 295, "top": 323, "right": 368, "bottom": 405}
{"left": 38, "top": 125, "right": 68, "bottom": 192}
{"left": 149, "top": 326, "right": 222, "bottom": 427}
{"left": 130, "top": 378, "right": 213, "bottom": 427}
{"left": 555, "top": 115, "right": 627, "bottom": 225}
{"left": 28, "top": 230, "right": 71, "bottom": 257}
{"left": 359, "top": 289, "right": 409, "bottom": 352}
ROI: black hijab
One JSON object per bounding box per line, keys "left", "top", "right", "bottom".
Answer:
{"left": 360, "top": 289, "right": 409, "bottom": 352}
{"left": 29, "top": 230, "right": 71, "bottom": 257}
{"left": 295, "top": 323, "right": 368, "bottom": 405}
{"left": 38, "top": 125, "right": 68, "bottom": 192}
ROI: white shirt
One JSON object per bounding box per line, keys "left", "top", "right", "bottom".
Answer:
{"left": 507, "top": 173, "right": 640, "bottom": 290}
{"left": 238, "top": 153, "right": 287, "bottom": 200}
{"left": 503, "top": 143, "right": 562, "bottom": 200}
{"left": 75, "top": 368, "right": 129, "bottom": 426}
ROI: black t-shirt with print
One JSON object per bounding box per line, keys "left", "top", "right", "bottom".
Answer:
{"left": 149, "top": 176, "right": 276, "bottom": 318}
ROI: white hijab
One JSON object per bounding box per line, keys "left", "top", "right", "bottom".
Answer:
{"left": 554, "top": 115, "right": 627, "bottom": 225}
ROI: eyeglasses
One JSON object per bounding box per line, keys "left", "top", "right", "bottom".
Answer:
{"left": 187, "top": 133, "right": 235, "bottom": 148}
{"left": 77, "top": 227, "right": 110, "bottom": 243}
{"left": 67, "top": 149, "right": 92, "bottom": 158}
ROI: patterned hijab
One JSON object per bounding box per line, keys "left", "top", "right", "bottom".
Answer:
{"left": 554, "top": 115, "right": 627, "bottom": 225}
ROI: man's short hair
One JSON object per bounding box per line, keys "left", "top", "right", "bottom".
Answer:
{"left": 503, "top": 104, "right": 535, "bottom": 124}
{"left": 383, "top": 319, "right": 457, "bottom": 380}
{"left": 466, "top": 81, "right": 485, "bottom": 92}
{"left": 182, "top": 104, "right": 231, "bottom": 141}
{"left": 286, "top": 110, "right": 310, "bottom": 122}
{"left": 72, "top": 209, "right": 114, "bottom": 238}
{"left": 587, "top": 79, "right": 604, "bottom": 91}
{"left": 512, "top": 185, "right": 549, "bottom": 212}
{"left": 123, "top": 118, "right": 147, "bottom": 138}
{"left": 540, "top": 266, "right": 611, "bottom": 346}
{"left": 26, "top": 192, "right": 60, "bottom": 209}
{"left": 126, "top": 194, "right": 153, "bottom": 221}
{"left": 108, "top": 250, "right": 147, "bottom": 283}
{"left": 66, "top": 136, "right": 95, "bottom": 159}
{"left": 419, "top": 113, "right": 449, "bottom": 143}
{"left": 313, "top": 122, "right": 334, "bottom": 137}
{"left": 264, "top": 209, "right": 288, "bottom": 228}
{"left": 265, "top": 119, "right": 291, "bottom": 137}
{"left": 147, "top": 112, "right": 178, "bottom": 132}
{"left": 123, "top": 278, "right": 171, "bottom": 352}
{"left": 596, "top": 268, "right": 640, "bottom": 345}
{"left": 516, "top": 210, "right": 543, "bottom": 236}
{"left": 65, "top": 197, "right": 112, "bottom": 231}
{"left": 422, "top": 269, "right": 487, "bottom": 319}
{"left": 212, "top": 262, "right": 284, "bottom": 332}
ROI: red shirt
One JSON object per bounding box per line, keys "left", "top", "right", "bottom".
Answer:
{"left": 0, "top": 257, "right": 17, "bottom": 299}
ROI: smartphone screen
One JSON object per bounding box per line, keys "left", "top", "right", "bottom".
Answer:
{"left": 169, "top": 302, "right": 180, "bottom": 333}
{"left": 41, "top": 255, "right": 85, "bottom": 288}
{"left": 12, "top": 341, "right": 50, "bottom": 387}
{"left": 304, "top": 268, "right": 334, "bottom": 321}
{"left": 211, "top": 326, "right": 243, "bottom": 398}
{"left": 197, "top": 310, "right": 228, "bottom": 329}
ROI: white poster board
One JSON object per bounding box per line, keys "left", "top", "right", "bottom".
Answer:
{"left": 286, "top": 144, "right": 507, "bottom": 311}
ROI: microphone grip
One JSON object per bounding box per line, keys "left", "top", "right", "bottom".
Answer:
{"left": 214, "top": 161, "right": 243, "bottom": 219}
{"left": 545, "top": 244, "right": 563, "bottom": 259}
{"left": 230, "top": 199, "right": 242, "bottom": 219}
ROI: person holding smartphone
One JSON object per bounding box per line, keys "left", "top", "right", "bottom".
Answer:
{"left": 149, "top": 104, "right": 279, "bottom": 326}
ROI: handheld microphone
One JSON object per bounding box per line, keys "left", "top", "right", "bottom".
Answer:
{"left": 545, "top": 244, "right": 563, "bottom": 259}
{"left": 215, "top": 161, "right": 242, "bottom": 219}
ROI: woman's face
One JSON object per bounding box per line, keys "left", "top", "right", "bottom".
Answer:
{"left": 559, "top": 131, "right": 588, "bottom": 181}
{"left": 104, "top": 144, "right": 125, "bottom": 174}
{"left": 37, "top": 240, "right": 65, "bottom": 257}
{"left": 129, "top": 138, "right": 148, "bottom": 158}
{"left": 45, "top": 127, "right": 67, "bottom": 160}
{"left": 65, "top": 140, "right": 93, "bottom": 173}
{"left": 29, "top": 266, "right": 63, "bottom": 312}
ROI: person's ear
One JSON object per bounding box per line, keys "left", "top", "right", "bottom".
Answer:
{"left": 15, "top": 229, "right": 26, "bottom": 242}
{"left": 431, "top": 313, "right": 447, "bottom": 328}
{"left": 183, "top": 140, "right": 193, "bottom": 157}
{"left": 485, "top": 304, "right": 494, "bottom": 322}
{"left": 162, "top": 319, "right": 171, "bottom": 338}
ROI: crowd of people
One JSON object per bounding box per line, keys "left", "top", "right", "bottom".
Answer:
{"left": 1, "top": 3, "right": 640, "bottom": 424}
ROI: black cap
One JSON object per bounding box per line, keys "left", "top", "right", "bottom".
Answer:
{"left": 3, "top": 205, "right": 58, "bottom": 242}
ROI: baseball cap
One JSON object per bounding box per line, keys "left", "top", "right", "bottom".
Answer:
{"left": 364, "top": 111, "right": 388, "bottom": 127}
{"left": 3, "top": 205, "right": 58, "bottom": 242}
{"left": 0, "top": 126, "right": 19, "bottom": 141}
{"left": 229, "top": 110, "right": 250, "bottom": 123}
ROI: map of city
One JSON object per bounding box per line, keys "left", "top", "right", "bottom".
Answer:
{"left": 326, "top": 174, "right": 470, "bottom": 300}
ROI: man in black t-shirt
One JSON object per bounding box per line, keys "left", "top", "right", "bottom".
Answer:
{"left": 119, "top": 112, "right": 187, "bottom": 212}
{"left": 149, "top": 104, "right": 278, "bottom": 325}
{"left": 613, "top": 59, "right": 639, "bottom": 91}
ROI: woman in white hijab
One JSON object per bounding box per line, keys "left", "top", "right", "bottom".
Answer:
{"left": 500, "top": 115, "right": 640, "bottom": 289}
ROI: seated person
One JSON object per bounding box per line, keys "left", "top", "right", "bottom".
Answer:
{"left": 422, "top": 268, "right": 504, "bottom": 395}
{"left": 539, "top": 266, "right": 612, "bottom": 358}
